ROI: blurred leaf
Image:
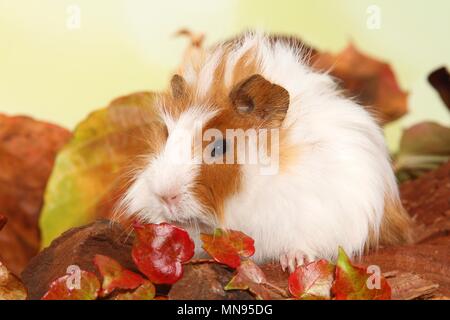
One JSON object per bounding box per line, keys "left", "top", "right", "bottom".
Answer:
{"left": 132, "top": 223, "right": 195, "bottom": 284}
{"left": 288, "top": 259, "right": 335, "bottom": 300}
{"left": 0, "top": 261, "right": 27, "bottom": 300}
{"left": 225, "top": 260, "right": 272, "bottom": 300}
{"left": 428, "top": 67, "right": 450, "bottom": 111}
{"left": 313, "top": 44, "right": 408, "bottom": 124}
{"left": 201, "top": 228, "right": 255, "bottom": 269}
{"left": 0, "top": 214, "right": 6, "bottom": 232}
{"left": 395, "top": 122, "right": 450, "bottom": 182}
{"left": 41, "top": 270, "right": 100, "bottom": 300}
{"left": 94, "top": 254, "right": 145, "bottom": 297}
{"left": 331, "top": 247, "right": 391, "bottom": 300}
{"left": 0, "top": 114, "right": 71, "bottom": 273}
{"left": 113, "top": 281, "right": 155, "bottom": 300}
{"left": 39, "top": 92, "right": 158, "bottom": 247}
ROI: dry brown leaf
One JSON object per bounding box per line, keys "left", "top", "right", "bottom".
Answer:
{"left": 0, "top": 114, "right": 71, "bottom": 274}
{"left": 400, "top": 161, "right": 450, "bottom": 226}
{"left": 312, "top": 43, "right": 408, "bottom": 124}
{"left": 385, "top": 271, "right": 439, "bottom": 300}
{"left": 428, "top": 67, "right": 450, "bottom": 111}
{"left": 0, "top": 261, "right": 27, "bottom": 300}
{"left": 0, "top": 214, "right": 6, "bottom": 232}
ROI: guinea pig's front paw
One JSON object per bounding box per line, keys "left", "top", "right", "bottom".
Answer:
{"left": 279, "top": 250, "right": 315, "bottom": 273}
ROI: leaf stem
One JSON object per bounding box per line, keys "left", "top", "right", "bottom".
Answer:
{"left": 185, "top": 258, "right": 216, "bottom": 265}
{"left": 263, "top": 281, "right": 290, "bottom": 298}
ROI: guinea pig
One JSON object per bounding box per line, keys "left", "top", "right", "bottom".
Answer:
{"left": 119, "top": 32, "right": 413, "bottom": 272}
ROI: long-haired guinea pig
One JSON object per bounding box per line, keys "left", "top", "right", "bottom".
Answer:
{"left": 119, "top": 32, "right": 413, "bottom": 272}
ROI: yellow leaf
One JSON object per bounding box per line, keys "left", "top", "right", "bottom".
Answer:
{"left": 39, "top": 92, "right": 158, "bottom": 247}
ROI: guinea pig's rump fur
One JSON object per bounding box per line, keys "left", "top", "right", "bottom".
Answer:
{"left": 379, "top": 195, "right": 414, "bottom": 246}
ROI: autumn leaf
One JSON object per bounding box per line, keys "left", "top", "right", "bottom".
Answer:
{"left": 428, "top": 66, "right": 450, "bottom": 111}
{"left": 332, "top": 247, "right": 391, "bottom": 300}
{"left": 0, "top": 114, "right": 71, "bottom": 274}
{"left": 224, "top": 260, "right": 272, "bottom": 300}
{"left": 113, "top": 281, "right": 156, "bottom": 300}
{"left": 94, "top": 254, "right": 145, "bottom": 297}
{"left": 201, "top": 229, "right": 255, "bottom": 268}
{"left": 288, "top": 260, "right": 335, "bottom": 300}
{"left": 41, "top": 270, "right": 100, "bottom": 300}
{"left": 0, "top": 214, "right": 6, "bottom": 232}
{"left": 313, "top": 44, "right": 408, "bottom": 124}
{"left": 132, "top": 223, "right": 195, "bottom": 284}
{"left": 395, "top": 122, "right": 450, "bottom": 182}
{"left": 39, "top": 92, "right": 159, "bottom": 247}
{"left": 0, "top": 261, "right": 27, "bottom": 300}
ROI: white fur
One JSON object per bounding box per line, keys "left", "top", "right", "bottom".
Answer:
{"left": 224, "top": 35, "right": 259, "bottom": 88}
{"left": 121, "top": 105, "right": 218, "bottom": 228}
{"left": 196, "top": 47, "right": 223, "bottom": 99}
{"left": 122, "top": 33, "right": 398, "bottom": 264}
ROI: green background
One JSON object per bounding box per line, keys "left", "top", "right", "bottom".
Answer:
{"left": 1, "top": 0, "right": 449, "bottom": 150}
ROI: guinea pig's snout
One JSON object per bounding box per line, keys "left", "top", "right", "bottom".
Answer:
{"left": 158, "top": 191, "right": 182, "bottom": 216}
{"left": 160, "top": 193, "right": 181, "bottom": 207}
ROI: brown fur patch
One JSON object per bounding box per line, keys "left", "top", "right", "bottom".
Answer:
{"left": 170, "top": 74, "right": 188, "bottom": 99}
{"left": 278, "top": 130, "right": 302, "bottom": 173}
{"left": 191, "top": 108, "right": 254, "bottom": 222}
{"left": 230, "top": 47, "right": 258, "bottom": 87}
{"left": 229, "top": 74, "right": 290, "bottom": 128}
{"left": 366, "top": 192, "right": 415, "bottom": 252}
{"left": 380, "top": 195, "right": 415, "bottom": 244}
{"left": 158, "top": 80, "right": 195, "bottom": 121}
{"left": 158, "top": 41, "right": 294, "bottom": 223}
{"left": 111, "top": 119, "right": 168, "bottom": 225}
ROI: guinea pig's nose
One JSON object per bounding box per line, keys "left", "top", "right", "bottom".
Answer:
{"left": 160, "top": 193, "right": 181, "bottom": 207}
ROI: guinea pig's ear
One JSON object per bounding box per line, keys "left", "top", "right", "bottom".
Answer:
{"left": 170, "top": 74, "right": 188, "bottom": 99}
{"left": 229, "top": 74, "right": 290, "bottom": 127}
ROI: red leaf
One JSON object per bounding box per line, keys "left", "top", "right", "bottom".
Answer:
{"left": 113, "top": 281, "right": 155, "bottom": 300}
{"left": 288, "top": 260, "right": 335, "bottom": 300}
{"left": 132, "top": 223, "right": 195, "bottom": 284}
{"left": 0, "top": 214, "right": 6, "bottom": 232}
{"left": 332, "top": 247, "right": 391, "bottom": 300}
{"left": 201, "top": 229, "right": 255, "bottom": 268}
{"left": 41, "top": 270, "right": 100, "bottom": 300}
{"left": 94, "top": 254, "right": 145, "bottom": 297}
{"left": 225, "top": 260, "right": 272, "bottom": 300}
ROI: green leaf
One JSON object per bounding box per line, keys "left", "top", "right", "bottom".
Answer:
{"left": 39, "top": 92, "right": 158, "bottom": 247}
{"left": 331, "top": 247, "right": 391, "bottom": 300}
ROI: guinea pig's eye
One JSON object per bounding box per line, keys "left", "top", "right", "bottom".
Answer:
{"left": 211, "top": 139, "right": 227, "bottom": 158}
